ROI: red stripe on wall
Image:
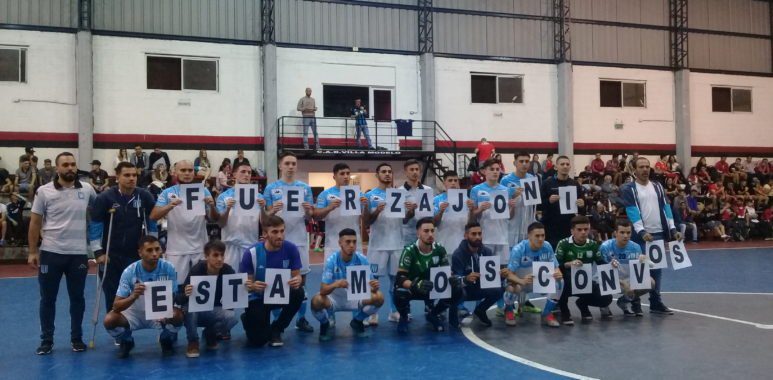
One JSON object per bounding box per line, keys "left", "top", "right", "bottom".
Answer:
{"left": 93, "top": 134, "right": 264, "bottom": 145}
{"left": 692, "top": 145, "right": 773, "bottom": 155}
{"left": 573, "top": 143, "right": 676, "bottom": 152}
{"left": 0, "top": 132, "right": 78, "bottom": 142}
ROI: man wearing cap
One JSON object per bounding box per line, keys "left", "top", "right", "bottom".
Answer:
{"left": 89, "top": 160, "right": 110, "bottom": 193}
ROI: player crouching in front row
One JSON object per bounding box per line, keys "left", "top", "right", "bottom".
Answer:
{"left": 311, "top": 228, "right": 384, "bottom": 341}
{"left": 394, "top": 218, "right": 463, "bottom": 333}
{"left": 104, "top": 236, "right": 183, "bottom": 358}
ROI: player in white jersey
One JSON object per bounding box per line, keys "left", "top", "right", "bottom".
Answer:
{"left": 311, "top": 228, "right": 384, "bottom": 341}
{"left": 500, "top": 152, "right": 540, "bottom": 314}
{"left": 217, "top": 161, "right": 266, "bottom": 271}
{"left": 150, "top": 160, "right": 217, "bottom": 285}
{"left": 365, "top": 163, "right": 410, "bottom": 324}
{"left": 263, "top": 151, "right": 315, "bottom": 332}
{"left": 313, "top": 163, "right": 369, "bottom": 260}
{"left": 401, "top": 159, "right": 433, "bottom": 246}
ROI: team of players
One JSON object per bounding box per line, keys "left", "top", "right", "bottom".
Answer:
{"left": 65, "top": 152, "right": 676, "bottom": 358}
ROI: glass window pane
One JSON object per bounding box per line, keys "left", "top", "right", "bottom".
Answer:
{"left": 731, "top": 88, "right": 751, "bottom": 112}
{"left": 183, "top": 59, "right": 217, "bottom": 91}
{"left": 622, "top": 82, "right": 645, "bottom": 107}
{"left": 322, "top": 85, "right": 369, "bottom": 117}
{"left": 711, "top": 87, "right": 731, "bottom": 112}
{"left": 471, "top": 75, "right": 496, "bottom": 103}
{"left": 0, "top": 49, "right": 20, "bottom": 82}
{"left": 147, "top": 56, "right": 182, "bottom": 90}
{"left": 498, "top": 77, "right": 523, "bottom": 103}
{"left": 599, "top": 80, "right": 622, "bottom": 107}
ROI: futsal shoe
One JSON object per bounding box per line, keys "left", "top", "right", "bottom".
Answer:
{"left": 36, "top": 341, "right": 53, "bottom": 355}
{"left": 117, "top": 339, "right": 135, "bottom": 359}
{"left": 542, "top": 314, "right": 560, "bottom": 328}
{"left": 631, "top": 299, "right": 644, "bottom": 317}
{"left": 203, "top": 329, "right": 218, "bottom": 350}
{"left": 295, "top": 317, "right": 314, "bottom": 333}
{"left": 397, "top": 319, "right": 409, "bottom": 334}
{"left": 366, "top": 314, "right": 378, "bottom": 327}
{"left": 458, "top": 305, "right": 472, "bottom": 320}
{"left": 159, "top": 337, "right": 175, "bottom": 356}
{"left": 474, "top": 307, "right": 493, "bottom": 327}
{"left": 504, "top": 308, "right": 517, "bottom": 327}
{"left": 318, "top": 322, "right": 334, "bottom": 342}
{"left": 600, "top": 307, "right": 613, "bottom": 320}
{"left": 650, "top": 304, "right": 675, "bottom": 315}
{"left": 350, "top": 319, "right": 368, "bottom": 338}
{"left": 389, "top": 311, "right": 411, "bottom": 322}
{"left": 71, "top": 339, "right": 87, "bottom": 352}
{"left": 617, "top": 298, "right": 635, "bottom": 317}
{"left": 522, "top": 301, "right": 542, "bottom": 314}
{"left": 426, "top": 314, "right": 445, "bottom": 332}
{"left": 186, "top": 341, "right": 200, "bottom": 358}
{"left": 561, "top": 315, "right": 574, "bottom": 326}
{"left": 269, "top": 331, "right": 284, "bottom": 347}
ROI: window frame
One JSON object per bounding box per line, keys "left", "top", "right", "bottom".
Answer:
{"left": 145, "top": 53, "right": 220, "bottom": 92}
{"left": 599, "top": 79, "right": 647, "bottom": 108}
{"left": 711, "top": 85, "right": 752, "bottom": 113}
{"left": 0, "top": 45, "right": 28, "bottom": 84}
{"left": 470, "top": 73, "right": 525, "bottom": 104}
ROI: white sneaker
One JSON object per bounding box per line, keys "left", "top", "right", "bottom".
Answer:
{"left": 367, "top": 314, "right": 378, "bottom": 326}
{"left": 388, "top": 312, "right": 412, "bottom": 322}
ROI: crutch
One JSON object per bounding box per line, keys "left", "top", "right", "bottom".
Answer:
{"left": 89, "top": 208, "right": 116, "bottom": 348}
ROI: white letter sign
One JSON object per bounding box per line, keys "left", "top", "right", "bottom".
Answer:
{"left": 646, "top": 240, "right": 669, "bottom": 269}
{"left": 559, "top": 186, "right": 578, "bottom": 215}
{"left": 222, "top": 273, "right": 249, "bottom": 309}
{"left": 189, "top": 276, "right": 217, "bottom": 313}
{"left": 532, "top": 262, "right": 556, "bottom": 294}
{"left": 668, "top": 240, "right": 692, "bottom": 270}
{"left": 522, "top": 177, "right": 542, "bottom": 206}
{"left": 144, "top": 280, "right": 174, "bottom": 320}
{"left": 264, "top": 269, "right": 291, "bottom": 305}
{"left": 479, "top": 256, "right": 501, "bottom": 289}
{"left": 571, "top": 264, "right": 593, "bottom": 295}
{"left": 347, "top": 265, "right": 371, "bottom": 301}
{"left": 430, "top": 266, "right": 452, "bottom": 300}
{"left": 340, "top": 186, "right": 362, "bottom": 217}
{"left": 385, "top": 189, "right": 407, "bottom": 218}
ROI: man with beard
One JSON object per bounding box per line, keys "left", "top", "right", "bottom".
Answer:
{"left": 28, "top": 152, "right": 98, "bottom": 355}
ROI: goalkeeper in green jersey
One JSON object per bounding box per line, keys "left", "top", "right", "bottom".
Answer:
{"left": 394, "top": 217, "right": 462, "bottom": 333}
{"left": 555, "top": 215, "right": 613, "bottom": 325}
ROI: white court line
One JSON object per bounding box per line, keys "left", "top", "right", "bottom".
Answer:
{"left": 657, "top": 291, "right": 773, "bottom": 330}
{"left": 663, "top": 291, "right": 773, "bottom": 296}
{"left": 691, "top": 246, "right": 773, "bottom": 251}
{"left": 461, "top": 326, "right": 598, "bottom": 380}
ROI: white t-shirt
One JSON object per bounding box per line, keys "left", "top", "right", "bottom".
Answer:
{"left": 366, "top": 187, "right": 404, "bottom": 251}
{"left": 635, "top": 181, "right": 663, "bottom": 233}
{"left": 0, "top": 203, "right": 6, "bottom": 215}
{"left": 31, "top": 181, "right": 97, "bottom": 255}
{"left": 316, "top": 186, "right": 362, "bottom": 254}
{"left": 156, "top": 185, "right": 211, "bottom": 256}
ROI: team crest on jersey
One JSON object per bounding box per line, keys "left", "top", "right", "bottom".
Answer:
{"left": 370, "top": 264, "right": 379, "bottom": 273}
{"left": 432, "top": 256, "right": 439, "bottom": 265}
{"left": 327, "top": 194, "right": 339, "bottom": 202}
{"left": 77, "top": 191, "right": 85, "bottom": 199}
{"left": 506, "top": 182, "right": 517, "bottom": 188}
{"left": 522, "top": 256, "right": 532, "bottom": 264}
{"left": 371, "top": 196, "right": 383, "bottom": 202}
{"left": 585, "top": 251, "right": 593, "bottom": 258}
{"left": 282, "top": 259, "right": 289, "bottom": 268}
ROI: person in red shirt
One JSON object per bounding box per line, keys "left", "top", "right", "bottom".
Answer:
{"left": 605, "top": 154, "right": 621, "bottom": 185}
{"left": 760, "top": 206, "right": 773, "bottom": 240}
{"left": 715, "top": 157, "right": 730, "bottom": 174}
{"left": 471, "top": 168, "right": 485, "bottom": 186}
{"left": 474, "top": 138, "right": 495, "bottom": 163}
{"left": 755, "top": 158, "right": 770, "bottom": 184}
{"left": 590, "top": 153, "right": 605, "bottom": 183}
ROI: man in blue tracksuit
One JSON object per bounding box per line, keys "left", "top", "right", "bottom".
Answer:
{"left": 619, "top": 157, "right": 682, "bottom": 315}
{"left": 91, "top": 162, "right": 158, "bottom": 312}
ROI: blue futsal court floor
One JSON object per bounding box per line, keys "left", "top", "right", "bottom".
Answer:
{"left": 1, "top": 247, "right": 772, "bottom": 380}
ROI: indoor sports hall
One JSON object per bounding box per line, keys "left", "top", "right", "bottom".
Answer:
{"left": 1, "top": 1, "right": 771, "bottom": 379}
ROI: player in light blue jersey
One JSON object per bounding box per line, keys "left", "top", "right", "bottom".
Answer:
{"left": 600, "top": 220, "right": 654, "bottom": 317}
{"left": 502, "top": 222, "right": 563, "bottom": 327}
{"left": 103, "top": 236, "right": 182, "bottom": 358}
{"left": 311, "top": 228, "right": 384, "bottom": 341}
{"left": 217, "top": 161, "right": 266, "bottom": 272}
{"left": 263, "top": 152, "right": 315, "bottom": 332}
{"left": 470, "top": 158, "right": 517, "bottom": 261}
{"left": 313, "top": 163, "right": 369, "bottom": 260}
{"left": 365, "top": 163, "right": 409, "bottom": 324}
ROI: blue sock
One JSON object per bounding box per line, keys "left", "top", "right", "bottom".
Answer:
{"left": 354, "top": 310, "right": 369, "bottom": 321}
{"left": 497, "top": 298, "right": 505, "bottom": 309}
{"left": 272, "top": 308, "right": 281, "bottom": 319}
{"left": 298, "top": 301, "right": 307, "bottom": 319}
{"left": 312, "top": 308, "right": 329, "bottom": 325}
{"left": 541, "top": 299, "right": 557, "bottom": 318}
{"left": 388, "top": 275, "right": 397, "bottom": 313}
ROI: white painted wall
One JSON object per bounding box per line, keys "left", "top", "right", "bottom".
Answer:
{"left": 93, "top": 36, "right": 261, "bottom": 137}
{"left": 689, "top": 72, "right": 773, "bottom": 148}
{"left": 573, "top": 66, "right": 676, "bottom": 144}
{"left": 434, "top": 57, "right": 557, "bottom": 143}
{"left": 276, "top": 47, "right": 421, "bottom": 148}
{"left": 0, "top": 30, "right": 77, "bottom": 134}
{"left": 88, "top": 148, "right": 264, "bottom": 177}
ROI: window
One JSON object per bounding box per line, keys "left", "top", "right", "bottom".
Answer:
{"left": 471, "top": 74, "right": 523, "bottom": 104}
{"left": 0, "top": 46, "right": 26, "bottom": 83}
{"left": 322, "top": 85, "right": 369, "bottom": 117}
{"left": 600, "top": 80, "right": 646, "bottom": 107}
{"left": 146, "top": 55, "right": 218, "bottom": 91}
{"left": 713, "top": 86, "right": 752, "bottom": 112}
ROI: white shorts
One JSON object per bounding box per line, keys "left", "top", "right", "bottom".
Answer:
{"left": 224, "top": 243, "right": 248, "bottom": 272}
{"left": 368, "top": 249, "right": 401, "bottom": 277}
{"left": 296, "top": 244, "right": 310, "bottom": 275}
{"left": 490, "top": 244, "right": 510, "bottom": 263}
{"left": 123, "top": 303, "right": 165, "bottom": 331}
{"left": 328, "top": 290, "right": 361, "bottom": 313}
{"left": 165, "top": 252, "right": 203, "bottom": 284}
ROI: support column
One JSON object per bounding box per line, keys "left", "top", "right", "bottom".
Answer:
{"left": 674, "top": 69, "right": 691, "bottom": 175}
{"left": 262, "top": 44, "right": 278, "bottom": 182}
{"left": 419, "top": 52, "right": 437, "bottom": 188}
{"left": 75, "top": 30, "right": 93, "bottom": 169}
{"left": 556, "top": 62, "right": 574, "bottom": 165}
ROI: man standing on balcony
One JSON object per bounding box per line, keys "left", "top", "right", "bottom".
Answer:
{"left": 297, "top": 87, "right": 320, "bottom": 150}
{"left": 351, "top": 98, "right": 373, "bottom": 149}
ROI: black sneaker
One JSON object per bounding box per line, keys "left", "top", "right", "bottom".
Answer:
{"left": 318, "top": 322, "right": 333, "bottom": 342}
{"left": 36, "top": 341, "right": 54, "bottom": 355}
{"left": 159, "top": 338, "right": 174, "bottom": 356}
{"left": 203, "top": 329, "right": 218, "bottom": 350}
{"left": 349, "top": 319, "right": 367, "bottom": 337}
{"left": 269, "top": 331, "right": 284, "bottom": 347}
{"left": 631, "top": 299, "right": 644, "bottom": 317}
{"left": 426, "top": 313, "right": 445, "bottom": 332}
{"left": 295, "top": 317, "right": 314, "bottom": 333}
{"left": 561, "top": 315, "right": 574, "bottom": 326}
{"left": 600, "top": 307, "right": 613, "bottom": 320}
{"left": 650, "top": 304, "right": 675, "bottom": 315}
{"left": 71, "top": 339, "right": 87, "bottom": 352}
{"left": 474, "top": 307, "right": 493, "bottom": 327}
{"left": 117, "top": 339, "right": 134, "bottom": 359}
